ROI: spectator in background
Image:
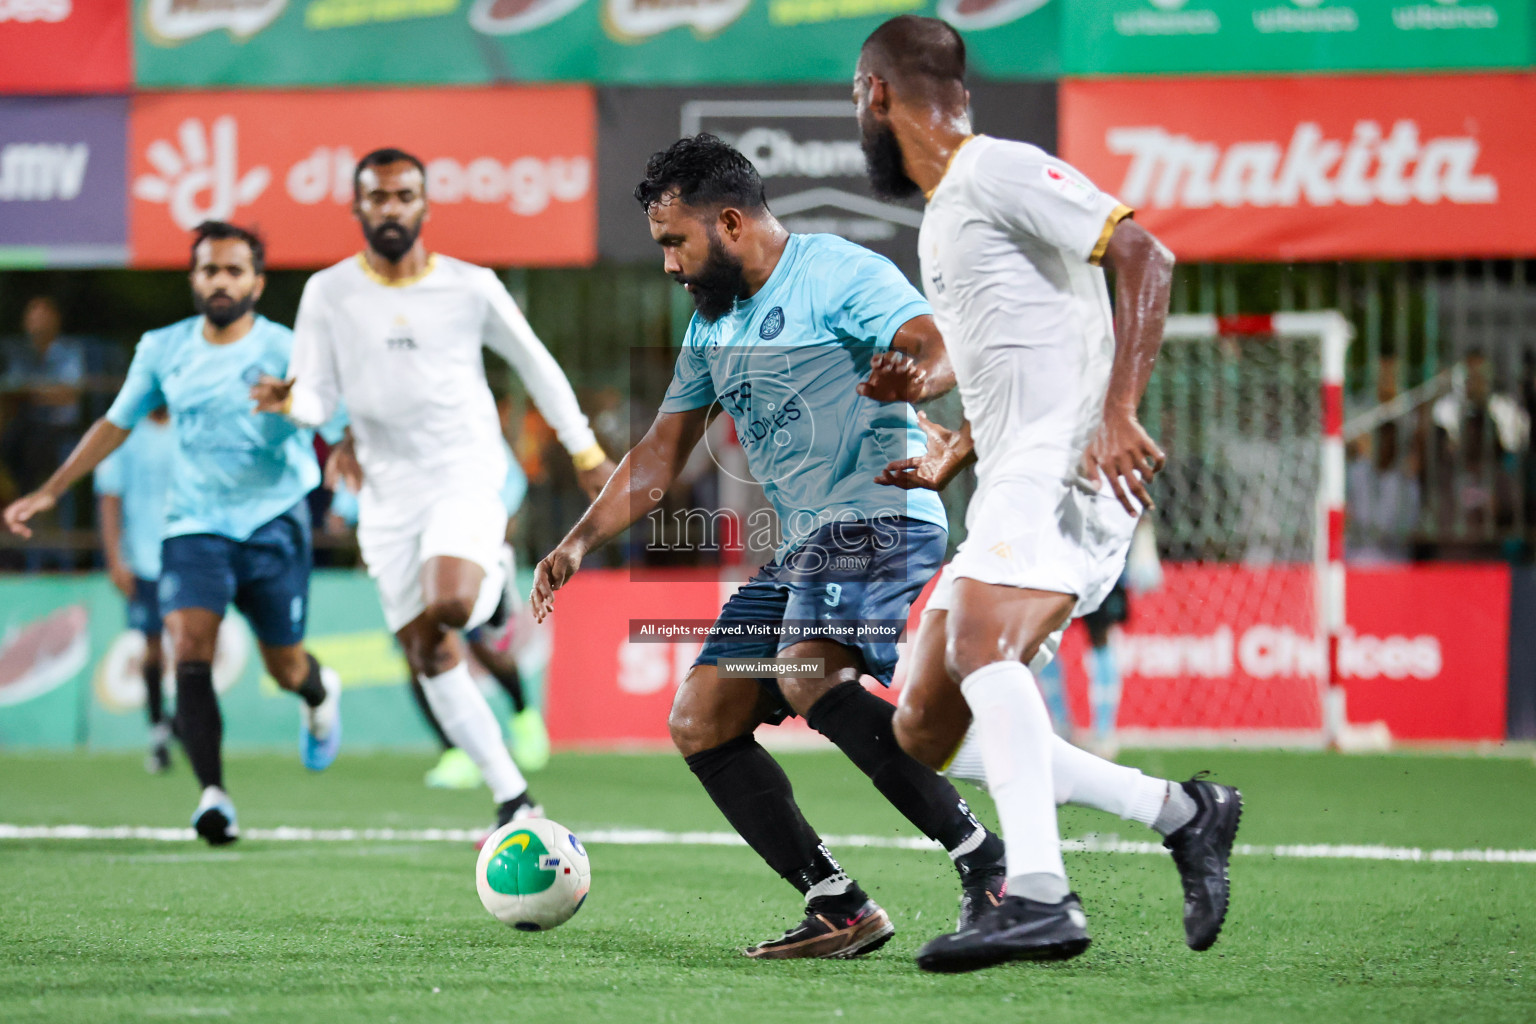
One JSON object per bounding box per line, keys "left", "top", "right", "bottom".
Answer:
{"left": 1346, "top": 425, "right": 1422, "bottom": 564}
{"left": 0, "top": 297, "right": 96, "bottom": 566}
{"left": 1431, "top": 350, "right": 1528, "bottom": 536}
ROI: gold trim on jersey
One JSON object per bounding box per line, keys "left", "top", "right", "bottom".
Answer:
{"left": 923, "top": 133, "right": 979, "bottom": 201}
{"left": 571, "top": 444, "right": 608, "bottom": 472}
{"left": 1089, "top": 204, "right": 1134, "bottom": 266}
{"left": 355, "top": 251, "right": 438, "bottom": 288}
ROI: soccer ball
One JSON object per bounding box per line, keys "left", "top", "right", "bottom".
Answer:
{"left": 475, "top": 818, "right": 591, "bottom": 931}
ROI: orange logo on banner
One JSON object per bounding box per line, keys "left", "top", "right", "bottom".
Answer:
{"left": 128, "top": 88, "right": 596, "bottom": 269}
{"left": 1060, "top": 74, "right": 1536, "bottom": 262}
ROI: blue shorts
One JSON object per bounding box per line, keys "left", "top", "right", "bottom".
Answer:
{"left": 694, "top": 516, "right": 946, "bottom": 722}
{"left": 127, "top": 576, "right": 163, "bottom": 636}
{"left": 159, "top": 503, "right": 312, "bottom": 648}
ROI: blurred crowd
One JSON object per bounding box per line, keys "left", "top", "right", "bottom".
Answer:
{"left": 5, "top": 291, "right": 1536, "bottom": 572}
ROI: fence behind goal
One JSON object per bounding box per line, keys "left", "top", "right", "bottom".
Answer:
{"left": 1109, "top": 313, "right": 1348, "bottom": 747}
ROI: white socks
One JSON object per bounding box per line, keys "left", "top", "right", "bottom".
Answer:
{"left": 418, "top": 661, "right": 527, "bottom": 804}
{"left": 960, "top": 661, "right": 1067, "bottom": 889}
{"left": 945, "top": 716, "right": 1182, "bottom": 832}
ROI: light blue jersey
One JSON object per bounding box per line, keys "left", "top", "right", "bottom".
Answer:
{"left": 93, "top": 416, "right": 175, "bottom": 579}
{"left": 327, "top": 437, "right": 526, "bottom": 525}
{"left": 105, "top": 315, "right": 320, "bottom": 542}
{"left": 660, "top": 233, "right": 947, "bottom": 556}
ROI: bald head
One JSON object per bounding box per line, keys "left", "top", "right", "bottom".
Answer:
{"left": 860, "top": 15, "right": 967, "bottom": 109}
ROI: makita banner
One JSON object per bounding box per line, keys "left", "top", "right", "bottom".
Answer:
{"left": 1059, "top": 74, "right": 1536, "bottom": 261}
{"left": 128, "top": 88, "right": 596, "bottom": 269}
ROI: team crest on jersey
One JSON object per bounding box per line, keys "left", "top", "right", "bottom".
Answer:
{"left": 759, "top": 306, "right": 785, "bottom": 340}
{"left": 386, "top": 314, "right": 418, "bottom": 351}
{"left": 240, "top": 364, "right": 264, "bottom": 386}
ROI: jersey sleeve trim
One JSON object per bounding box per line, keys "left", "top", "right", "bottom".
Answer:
{"left": 1089, "top": 204, "right": 1134, "bottom": 267}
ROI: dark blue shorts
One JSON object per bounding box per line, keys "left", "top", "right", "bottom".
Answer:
{"left": 159, "top": 503, "right": 312, "bottom": 648}
{"left": 694, "top": 516, "right": 946, "bottom": 721}
{"left": 127, "top": 576, "right": 163, "bottom": 636}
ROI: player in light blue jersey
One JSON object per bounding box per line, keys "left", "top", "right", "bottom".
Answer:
{"left": 531, "top": 135, "right": 1004, "bottom": 959}
{"left": 4, "top": 222, "right": 344, "bottom": 846}
{"left": 94, "top": 406, "right": 176, "bottom": 773}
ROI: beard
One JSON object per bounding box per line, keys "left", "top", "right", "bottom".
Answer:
{"left": 676, "top": 233, "right": 750, "bottom": 323}
{"left": 365, "top": 218, "right": 422, "bottom": 262}
{"left": 195, "top": 290, "right": 256, "bottom": 329}
{"left": 860, "top": 119, "right": 921, "bottom": 201}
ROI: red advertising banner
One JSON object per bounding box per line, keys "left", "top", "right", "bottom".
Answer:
{"left": 0, "top": 1, "right": 129, "bottom": 94}
{"left": 1060, "top": 75, "right": 1536, "bottom": 262}
{"left": 546, "top": 564, "right": 1509, "bottom": 749}
{"left": 128, "top": 88, "right": 597, "bottom": 269}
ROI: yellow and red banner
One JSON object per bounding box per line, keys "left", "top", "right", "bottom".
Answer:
{"left": 128, "top": 87, "right": 597, "bottom": 269}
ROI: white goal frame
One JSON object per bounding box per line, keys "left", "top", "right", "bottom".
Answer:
{"left": 1145, "top": 312, "right": 1363, "bottom": 747}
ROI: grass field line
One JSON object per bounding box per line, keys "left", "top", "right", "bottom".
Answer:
{"left": 4, "top": 823, "right": 1536, "bottom": 863}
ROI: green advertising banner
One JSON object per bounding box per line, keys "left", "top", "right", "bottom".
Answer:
{"left": 1063, "top": 0, "right": 1532, "bottom": 74}
{"left": 133, "top": 0, "right": 1058, "bottom": 88}
{"left": 0, "top": 570, "right": 543, "bottom": 752}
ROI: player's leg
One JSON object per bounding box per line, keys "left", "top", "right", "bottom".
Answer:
{"left": 160, "top": 535, "right": 240, "bottom": 845}
{"left": 405, "top": 552, "right": 534, "bottom": 826}
{"left": 1082, "top": 585, "right": 1126, "bottom": 757}
{"left": 133, "top": 576, "right": 171, "bottom": 774}
{"left": 468, "top": 629, "right": 549, "bottom": 772}
{"left": 911, "top": 577, "right": 1088, "bottom": 972}
{"left": 413, "top": 671, "right": 481, "bottom": 790}
{"left": 1034, "top": 655, "right": 1074, "bottom": 736}
{"left": 232, "top": 506, "right": 342, "bottom": 771}
{"left": 671, "top": 661, "right": 887, "bottom": 960}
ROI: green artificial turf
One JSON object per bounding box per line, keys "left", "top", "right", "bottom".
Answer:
{"left": 2, "top": 748, "right": 1533, "bottom": 1023}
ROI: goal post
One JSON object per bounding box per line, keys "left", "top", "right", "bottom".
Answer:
{"left": 1110, "top": 311, "right": 1380, "bottom": 748}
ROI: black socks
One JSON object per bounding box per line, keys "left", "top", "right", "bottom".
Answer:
{"left": 143, "top": 658, "right": 164, "bottom": 726}
{"left": 806, "top": 681, "right": 987, "bottom": 853}
{"left": 294, "top": 654, "right": 327, "bottom": 709}
{"left": 173, "top": 661, "right": 222, "bottom": 790}
{"left": 685, "top": 734, "right": 837, "bottom": 895}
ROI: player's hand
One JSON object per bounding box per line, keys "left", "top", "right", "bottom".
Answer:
{"left": 576, "top": 459, "right": 616, "bottom": 501}
{"left": 3, "top": 490, "right": 56, "bottom": 539}
{"left": 108, "top": 561, "right": 136, "bottom": 599}
{"left": 857, "top": 351, "right": 927, "bottom": 404}
{"left": 874, "top": 411, "right": 972, "bottom": 491}
{"left": 250, "top": 375, "right": 294, "bottom": 414}
{"left": 531, "top": 542, "right": 584, "bottom": 622}
{"left": 1083, "top": 409, "right": 1165, "bottom": 516}
{"left": 324, "top": 436, "right": 364, "bottom": 494}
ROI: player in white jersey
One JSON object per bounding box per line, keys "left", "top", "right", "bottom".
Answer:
{"left": 854, "top": 16, "right": 1243, "bottom": 971}
{"left": 253, "top": 149, "right": 615, "bottom": 834}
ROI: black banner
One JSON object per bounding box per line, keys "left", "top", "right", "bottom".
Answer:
{"left": 597, "top": 81, "right": 1057, "bottom": 281}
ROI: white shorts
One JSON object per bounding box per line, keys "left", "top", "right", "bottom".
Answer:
{"left": 358, "top": 487, "right": 508, "bottom": 633}
{"left": 925, "top": 472, "right": 1139, "bottom": 669}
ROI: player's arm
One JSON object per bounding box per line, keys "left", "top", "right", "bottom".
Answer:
{"left": 531, "top": 405, "right": 712, "bottom": 621}
{"left": 480, "top": 277, "right": 616, "bottom": 497}
{"left": 253, "top": 281, "right": 341, "bottom": 427}
{"left": 858, "top": 315, "right": 956, "bottom": 404}
{"left": 96, "top": 493, "right": 135, "bottom": 598}
{"left": 1086, "top": 217, "right": 1175, "bottom": 515}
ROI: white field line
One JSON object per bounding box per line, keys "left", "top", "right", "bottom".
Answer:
{"left": 2, "top": 823, "right": 1535, "bottom": 864}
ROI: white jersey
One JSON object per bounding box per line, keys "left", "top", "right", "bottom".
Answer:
{"left": 918, "top": 135, "right": 1131, "bottom": 487}
{"left": 286, "top": 253, "right": 598, "bottom": 521}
